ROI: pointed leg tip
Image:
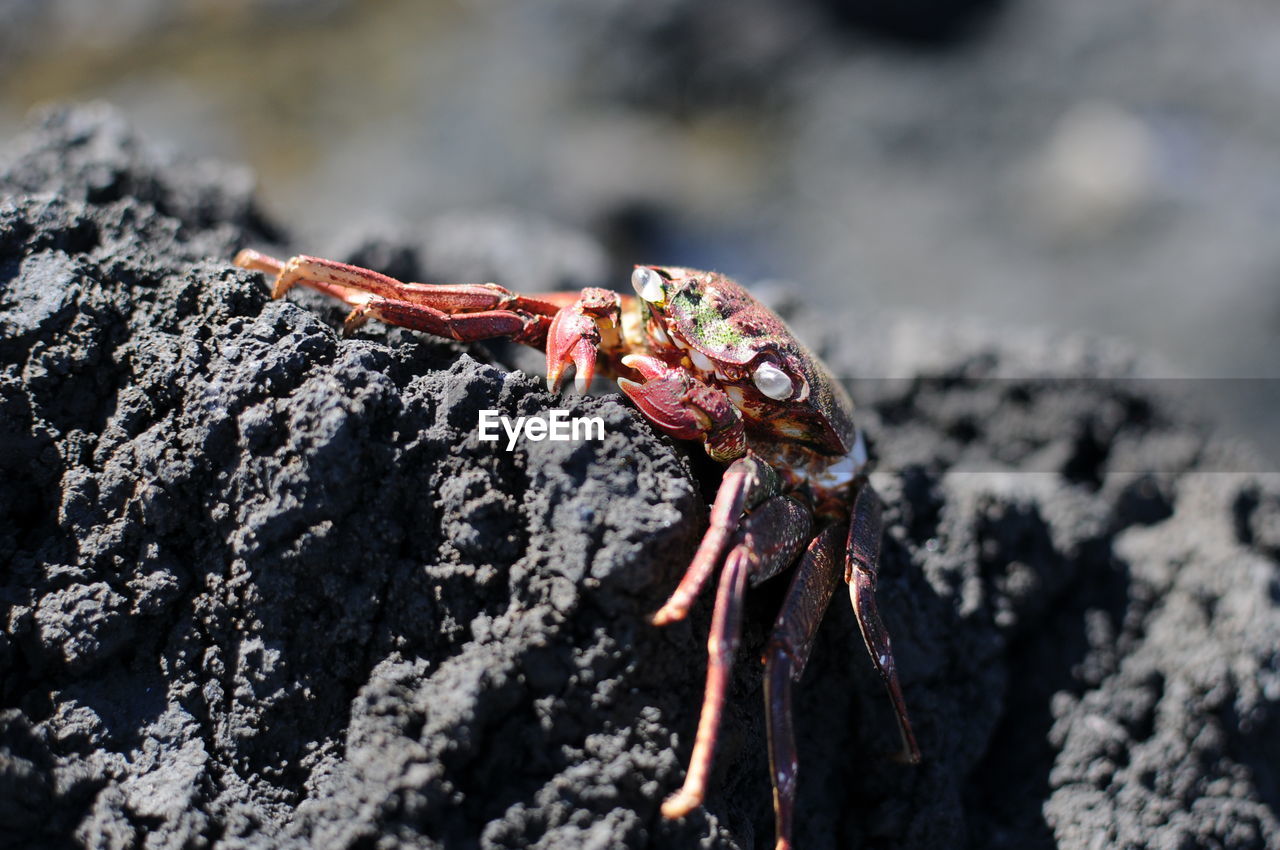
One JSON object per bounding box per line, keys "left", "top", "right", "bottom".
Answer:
{"left": 234, "top": 248, "right": 285, "bottom": 282}
{"left": 342, "top": 308, "right": 371, "bottom": 335}
{"left": 660, "top": 789, "right": 701, "bottom": 820}
{"left": 270, "top": 269, "right": 297, "bottom": 299}
{"left": 650, "top": 601, "right": 688, "bottom": 627}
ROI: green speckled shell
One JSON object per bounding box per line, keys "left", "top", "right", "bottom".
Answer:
{"left": 649, "top": 267, "right": 857, "bottom": 458}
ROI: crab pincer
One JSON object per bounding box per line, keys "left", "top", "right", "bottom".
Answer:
{"left": 544, "top": 288, "right": 621, "bottom": 393}
{"left": 617, "top": 354, "right": 745, "bottom": 459}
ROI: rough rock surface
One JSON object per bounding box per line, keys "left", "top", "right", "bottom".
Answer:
{"left": 2, "top": 105, "right": 1278, "bottom": 850}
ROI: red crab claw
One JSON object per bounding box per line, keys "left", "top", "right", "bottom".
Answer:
{"left": 617, "top": 375, "right": 710, "bottom": 440}
{"left": 546, "top": 308, "right": 601, "bottom": 394}
{"left": 545, "top": 288, "right": 621, "bottom": 394}
{"left": 616, "top": 355, "right": 711, "bottom": 441}
{"left": 620, "top": 354, "right": 746, "bottom": 461}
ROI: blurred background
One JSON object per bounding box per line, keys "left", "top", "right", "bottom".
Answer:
{"left": 1, "top": 0, "right": 1276, "bottom": 453}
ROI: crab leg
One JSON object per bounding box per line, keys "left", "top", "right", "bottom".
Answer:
{"left": 651, "top": 454, "right": 778, "bottom": 626}
{"left": 847, "top": 483, "right": 921, "bottom": 764}
{"left": 236, "top": 250, "right": 571, "bottom": 313}
{"left": 661, "top": 494, "right": 813, "bottom": 820}
{"left": 761, "top": 523, "right": 844, "bottom": 850}
{"left": 234, "top": 250, "right": 572, "bottom": 347}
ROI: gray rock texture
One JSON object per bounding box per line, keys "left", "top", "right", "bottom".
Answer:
{"left": 2, "top": 105, "right": 1278, "bottom": 850}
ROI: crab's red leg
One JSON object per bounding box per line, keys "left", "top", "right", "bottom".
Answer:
{"left": 236, "top": 250, "right": 568, "bottom": 314}
{"left": 234, "top": 250, "right": 570, "bottom": 347}
{"left": 347, "top": 296, "right": 552, "bottom": 345}
{"left": 661, "top": 494, "right": 813, "bottom": 820}
{"left": 651, "top": 454, "right": 778, "bottom": 626}
{"left": 847, "top": 482, "right": 921, "bottom": 764}
{"left": 762, "top": 523, "right": 845, "bottom": 850}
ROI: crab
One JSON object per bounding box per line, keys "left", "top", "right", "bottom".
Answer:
{"left": 233, "top": 249, "right": 921, "bottom": 850}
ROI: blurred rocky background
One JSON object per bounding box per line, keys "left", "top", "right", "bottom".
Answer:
{"left": 0, "top": 0, "right": 1275, "bottom": 461}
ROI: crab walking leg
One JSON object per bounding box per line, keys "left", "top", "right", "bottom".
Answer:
{"left": 234, "top": 250, "right": 572, "bottom": 346}
{"left": 236, "top": 249, "right": 365, "bottom": 302}
{"left": 236, "top": 250, "right": 568, "bottom": 314}
{"left": 761, "top": 523, "right": 845, "bottom": 850}
{"left": 344, "top": 294, "right": 559, "bottom": 346}
{"left": 846, "top": 483, "right": 921, "bottom": 764}
{"left": 651, "top": 455, "right": 780, "bottom": 626}
{"left": 661, "top": 494, "right": 813, "bottom": 819}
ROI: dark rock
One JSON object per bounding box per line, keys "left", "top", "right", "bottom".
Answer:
{"left": 2, "top": 105, "right": 1277, "bottom": 850}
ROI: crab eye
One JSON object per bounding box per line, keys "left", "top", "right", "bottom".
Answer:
{"left": 752, "top": 361, "right": 793, "bottom": 400}
{"left": 632, "top": 267, "right": 666, "bottom": 303}
{"left": 689, "top": 350, "right": 715, "bottom": 373}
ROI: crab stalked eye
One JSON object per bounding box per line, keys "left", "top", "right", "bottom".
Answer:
{"left": 632, "top": 267, "right": 666, "bottom": 303}
{"left": 689, "top": 350, "right": 715, "bottom": 373}
{"left": 752, "top": 361, "right": 793, "bottom": 400}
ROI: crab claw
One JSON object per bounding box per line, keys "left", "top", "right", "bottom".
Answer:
{"left": 620, "top": 355, "right": 747, "bottom": 462}
{"left": 546, "top": 308, "right": 601, "bottom": 394}
{"left": 617, "top": 372, "right": 710, "bottom": 441}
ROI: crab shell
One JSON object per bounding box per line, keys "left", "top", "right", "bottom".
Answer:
{"left": 633, "top": 266, "right": 858, "bottom": 461}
